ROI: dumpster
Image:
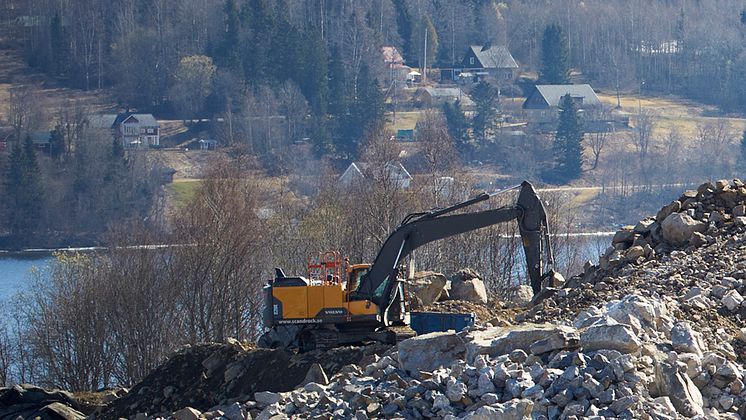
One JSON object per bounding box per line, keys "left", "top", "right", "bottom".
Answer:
{"left": 409, "top": 311, "right": 475, "bottom": 335}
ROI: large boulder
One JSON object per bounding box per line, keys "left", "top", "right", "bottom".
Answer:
{"left": 0, "top": 384, "right": 83, "bottom": 420}
{"left": 407, "top": 271, "right": 448, "bottom": 306}
{"left": 463, "top": 324, "right": 578, "bottom": 363}
{"left": 661, "top": 213, "right": 706, "bottom": 246}
{"left": 36, "top": 402, "right": 86, "bottom": 420}
{"left": 464, "top": 400, "right": 533, "bottom": 419}
{"left": 505, "top": 285, "right": 534, "bottom": 308}
{"left": 655, "top": 361, "right": 704, "bottom": 417}
{"left": 398, "top": 331, "right": 466, "bottom": 376}
{"left": 604, "top": 294, "right": 672, "bottom": 334}
{"left": 671, "top": 322, "right": 704, "bottom": 357}
{"left": 580, "top": 323, "right": 641, "bottom": 354}
{"left": 450, "top": 269, "right": 488, "bottom": 304}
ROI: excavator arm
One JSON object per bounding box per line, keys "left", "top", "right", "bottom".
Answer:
{"left": 355, "top": 181, "right": 555, "bottom": 321}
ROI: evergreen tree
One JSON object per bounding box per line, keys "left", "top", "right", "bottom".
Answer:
{"left": 554, "top": 94, "right": 584, "bottom": 179}
{"left": 471, "top": 81, "right": 498, "bottom": 142}
{"left": 392, "top": 0, "right": 413, "bottom": 63}
{"left": 740, "top": 128, "right": 746, "bottom": 168}
{"left": 410, "top": 14, "right": 439, "bottom": 69}
{"left": 327, "top": 46, "right": 348, "bottom": 118}
{"left": 336, "top": 63, "right": 383, "bottom": 158}
{"left": 356, "top": 64, "right": 384, "bottom": 127}
{"left": 540, "top": 23, "right": 570, "bottom": 84}
{"left": 49, "top": 124, "right": 65, "bottom": 161}
{"left": 6, "top": 136, "right": 44, "bottom": 234}
{"left": 271, "top": 18, "right": 301, "bottom": 83}
{"left": 298, "top": 28, "right": 328, "bottom": 118}
{"left": 443, "top": 101, "right": 470, "bottom": 155}
{"left": 242, "top": 0, "right": 274, "bottom": 83}
{"left": 217, "top": 0, "right": 242, "bottom": 74}
{"left": 49, "top": 12, "right": 69, "bottom": 77}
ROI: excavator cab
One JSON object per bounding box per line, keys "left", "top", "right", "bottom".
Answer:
{"left": 345, "top": 263, "right": 370, "bottom": 293}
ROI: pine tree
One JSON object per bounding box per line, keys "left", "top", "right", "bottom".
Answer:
{"left": 554, "top": 94, "right": 584, "bottom": 179}
{"left": 293, "top": 28, "right": 327, "bottom": 120}
{"left": 6, "top": 136, "right": 44, "bottom": 234}
{"left": 471, "top": 81, "right": 498, "bottom": 142}
{"left": 443, "top": 101, "right": 470, "bottom": 155}
{"left": 392, "top": 0, "right": 413, "bottom": 63}
{"left": 540, "top": 23, "right": 570, "bottom": 84}
{"left": 218, "top": 0, "right": 242, "bottom": 74}
{"left": 49, "top": 125, "right": 65, "bottom": 161}
{"left": 740, "top": 128, "right": 746, "bottom": 169}
{"left": 242, "top": 0, "right": 274, "bottom": 84}
{"left": 49, "top": 12, "right": 69, "bottom": 77}
{"left": 336, "top": 63, "right": 384, "bottom": 158}
{"left": 410, "top": 14, "right": 439, "bottom": 69}
{"left": 328, "top": 46, "right": 348, "bottom": 118}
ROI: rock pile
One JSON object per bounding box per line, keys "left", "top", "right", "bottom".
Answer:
{"left": 596, "top": 179, "right": 746, "bottom": 270}
{"left": 408, "top": 269, "right": 499, "bottom": 310}
{"left": 99, "top": 341, "right": 390, "bottom": 419}
{"left": 0, "top": 384, "right": 87, "bottom": 419}
{"left": 173, "top": 288, "right": 741, "bottom": 419}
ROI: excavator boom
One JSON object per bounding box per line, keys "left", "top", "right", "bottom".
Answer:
{"left": 355, "top": 181, "right": 554, "bottom": 316}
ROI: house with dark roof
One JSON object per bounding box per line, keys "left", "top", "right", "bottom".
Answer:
{"left": 460, "top": 45, "right": 519, "bottom": 83}
{"left": 89, "top": 113, "right": 160, "bottom": 148}
{"left": 522, "top": 84, "right": 605, "bottom": 129}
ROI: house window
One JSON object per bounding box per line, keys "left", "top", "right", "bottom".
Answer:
{"left": 469, "top": 57, "right": 474, "bottom": 65}
{"left": 147, "top": 128, "right": 154, "bottom": 134}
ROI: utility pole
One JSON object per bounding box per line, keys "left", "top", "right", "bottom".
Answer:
{"left": 423, "top": 26, "right": 428, "bottom": 84}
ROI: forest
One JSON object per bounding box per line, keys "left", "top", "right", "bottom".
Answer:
{"left": 10, "top": 0, "right": 746, "bottom": 150}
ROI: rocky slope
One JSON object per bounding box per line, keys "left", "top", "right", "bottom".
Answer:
{"left": 4, "top": 179, "right": 746, "bottom": 419}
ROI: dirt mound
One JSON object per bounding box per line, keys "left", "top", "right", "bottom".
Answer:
{"left": 421, "top": 299, "right": 520, "bottom": 326}
{"left": 99, "top": 340, "right": 390, "bottom": 419}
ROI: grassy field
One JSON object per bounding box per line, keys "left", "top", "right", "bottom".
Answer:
{"left": 166, "top": 180, "right": 201, "bottom": 208}
{"left": 386, "top": 111, "right": 422, "bottom": 132}
{"left": 597, "top": 93, "right": 746, "bottom": 138}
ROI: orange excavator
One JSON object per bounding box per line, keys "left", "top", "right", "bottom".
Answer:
{"left": 258, "top": 181, "right": 559, "bottom": 351}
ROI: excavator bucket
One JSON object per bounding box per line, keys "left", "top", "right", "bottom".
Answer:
{"left": 541, "top": 270, "right": 565, "bottom": 289}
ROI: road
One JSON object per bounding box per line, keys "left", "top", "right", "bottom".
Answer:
{"left": 535, "top": 182, "right": 699, "bottom": 194}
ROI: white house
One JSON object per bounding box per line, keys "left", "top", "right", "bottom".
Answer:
{"left": 89, "top": 113, "right": 161, "bottom": 148}
{"left": 339, "top": 161, "right": 412, "bottom": 190}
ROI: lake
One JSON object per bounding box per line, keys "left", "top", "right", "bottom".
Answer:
{"left": 0, "top": 233, "right": 612, "bottom": 305}
{"left": 0, "top": 255, "right": 54, "bottom": 304}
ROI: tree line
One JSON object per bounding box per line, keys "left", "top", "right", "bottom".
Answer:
{"left": 0, "top": 93, "right": 158, "bottom": 247}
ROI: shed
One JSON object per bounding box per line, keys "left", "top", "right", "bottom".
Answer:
{"left": 198, "top": 139, "right": 218, "bottom": 150}
{"left": 159, "top": 167, "right": 177, "bottom": 184}
{"left": 415, "top": 87, "right": 474, "bottom": 108}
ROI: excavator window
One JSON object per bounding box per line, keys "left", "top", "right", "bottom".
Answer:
{"left": 347, "top": 267, "right": 369, "bottom": 292}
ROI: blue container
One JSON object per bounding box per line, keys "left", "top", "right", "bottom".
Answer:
{"left": 409, "top": 311, "right": 476, "bottom": 335}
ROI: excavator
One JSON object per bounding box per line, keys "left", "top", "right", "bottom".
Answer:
{"left": 258, "top": 181, "right": 559, "bottom": 351}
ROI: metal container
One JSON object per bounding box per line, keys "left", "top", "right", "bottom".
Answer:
{"left": 409, "top": 311, "right": 475, "bottom": 335}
